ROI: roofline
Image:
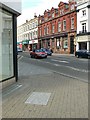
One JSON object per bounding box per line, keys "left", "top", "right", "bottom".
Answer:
{"left": 0, "top": 2, "right": 21, "bottom": 16}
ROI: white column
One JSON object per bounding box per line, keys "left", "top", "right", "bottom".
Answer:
{"left": 0, "top": 11, "right": 2, "bottom": 81}
{"left": 76, "top": 42, "right": 79, "bottom": 51}
{"left": 87, "top": 41, "right": 89, "bottom": 51}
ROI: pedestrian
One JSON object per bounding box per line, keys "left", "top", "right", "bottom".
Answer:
{"left": 50, "top": 48, "right": 53, "bottom": 53}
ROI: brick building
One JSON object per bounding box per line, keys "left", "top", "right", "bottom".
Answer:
{"left": 38, "top": 1, "right": 77, "bottom": 54}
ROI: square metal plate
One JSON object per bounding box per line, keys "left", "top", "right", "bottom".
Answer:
{"left": 25, "top": 92, "right": 51, "bottom": 105}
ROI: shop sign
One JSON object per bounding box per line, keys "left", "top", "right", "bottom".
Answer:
{"left": 22, "top": 40, "right": 29, "bottom": 44}
{"left": 29, "top": 40, "right": 38, "bottom": 44}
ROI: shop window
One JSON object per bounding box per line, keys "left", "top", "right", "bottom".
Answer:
{"left": 57, "top": 38, "right": 60, "bottom": 48}
{"left": 52, "top": 39, "right": 54, "bottom": 48}
{"left": 0, "top": 9, "right": 13, "bottom": 81}
{"left": 63, "top": 39, "right": 68, "bottom": 48}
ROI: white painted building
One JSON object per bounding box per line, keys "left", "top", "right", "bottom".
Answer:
{"left": 76, "top": 0, "right": 90, "bottom": 51}
{"left": 17, "top": 15, "right": 38, "bottom": 51}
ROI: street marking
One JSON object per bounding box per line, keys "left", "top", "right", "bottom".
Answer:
{"left": 51, "top": 59, "right": 69, "bottom": 63}
{"left": 40, "top": 60, "right": 89, "bottom": 73}
{"left": 18, "top": 56, "right": 23, "bottom": 60}
{"left": 54, "top": 63, "right": 60, "bottom": 66}
{"left": 67, "top": 66, "right": 88, "bottom": 73}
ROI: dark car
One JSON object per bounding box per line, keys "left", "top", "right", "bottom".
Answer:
{"left": 17, "top": 48, "right": 22, "bottom": 52}
{"left": 75, "top": 50, "right": 90, "bottom": 58}
{"left": 41, "top": 48, "right": 52, "bottom": 56}
{"left": 30, "top": 49, "right": 47, "bottom": 58}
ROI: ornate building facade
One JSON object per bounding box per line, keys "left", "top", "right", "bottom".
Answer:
{"left": 38, "top": 1, "right": 77, "bottom": 54}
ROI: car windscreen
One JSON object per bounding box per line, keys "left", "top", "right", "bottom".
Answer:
{"left": 35, "top": 49, "right": 43, "bottom": 52}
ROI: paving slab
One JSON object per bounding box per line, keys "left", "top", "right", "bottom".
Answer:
{"left": 2, "top": 73, "right": 88, "bottom": 118}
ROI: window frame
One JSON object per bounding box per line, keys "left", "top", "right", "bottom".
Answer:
{"left": 71, "top": 17, "right": 74, "bottom": 29}
{"left": 63, "top": 20, "right": 66, "bottom": 31}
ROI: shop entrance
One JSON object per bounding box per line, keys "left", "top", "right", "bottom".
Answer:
{"left": 70, "top": 36, "right": 74, "bottom": 54}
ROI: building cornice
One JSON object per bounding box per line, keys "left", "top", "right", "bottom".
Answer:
{"left": 39, "top": 32, "right": 68, "bottom": 40}
{"left": 77, "top": 32, "right": 90, "bottom": 36}
{"left": 38, "top": 10, "right": 77, "bottom": 25}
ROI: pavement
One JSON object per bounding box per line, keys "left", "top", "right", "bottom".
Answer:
{"left": 2, "top": 55, "right": 88, "bottom": 119}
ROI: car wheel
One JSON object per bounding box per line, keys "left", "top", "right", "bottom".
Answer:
{"left": 88, "top": 56, "right": 90, "bottom": 59}
{"left": 76, "top": 55, "right": 79, "bottom": 58}
{"left": 31, "top": 55, "right": 33, "bottom": 58}
{"left": 35, "top": 55, "right": 37, "bottom": 59}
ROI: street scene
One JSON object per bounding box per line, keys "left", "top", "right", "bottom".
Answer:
{"left": 1, "top": 0, "right": 90, "bottom": 119}
{"left": 2, "top": 52, "right": 88, "bottom": 118}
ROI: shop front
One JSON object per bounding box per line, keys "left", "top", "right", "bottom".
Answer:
{"left": 22, "top": 40, "right": 29, "bottom": 51}
{"left": 29, "top": 39, "right": 38, "bottom": 50}
{"left": 76, "top": 35, "right": 90, "bottom": 51}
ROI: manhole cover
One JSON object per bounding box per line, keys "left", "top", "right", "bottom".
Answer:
{"left": 25, "top": 92, "right": 51, "bottom": 105}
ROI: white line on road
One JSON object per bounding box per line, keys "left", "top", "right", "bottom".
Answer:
{"left": 29, "top": 58, "right": 89, "bottom": 73}
{"left": 18, "top": 56, "right": 23, "bottom": 60}
{"left": 51, "top": 59, "right": 88, "bottom": 73}
{"left": 51, "top": 59, "right": 69, "bottom": 63}
{"left": 54, "top": 64, "right": 60, "bottom": 66}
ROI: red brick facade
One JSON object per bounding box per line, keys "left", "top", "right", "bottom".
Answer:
{"left": 38, "top": 1, "right": 77, "bottom": 54}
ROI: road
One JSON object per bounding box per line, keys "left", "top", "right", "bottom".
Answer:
{"left": 18, "top": 52, "right": 89, "bottom": 82}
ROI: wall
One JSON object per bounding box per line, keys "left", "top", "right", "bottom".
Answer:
{"left": 0, "top": 10, "right": 2, "bottom": 80}
{"left": 77, "top": 2, "right": 88, "bottom": 34}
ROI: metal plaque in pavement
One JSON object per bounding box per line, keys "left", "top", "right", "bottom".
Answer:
{"left": 25, "top": 92, "right": 51, "bottom": 105}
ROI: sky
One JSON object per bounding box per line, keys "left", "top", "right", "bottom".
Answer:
{"left": 17, "top": 0, "right": 68, "bottom": 26}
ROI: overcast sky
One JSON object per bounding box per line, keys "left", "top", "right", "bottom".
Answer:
{"left": 17, "top": 0, "right": 68, "bottom": 26}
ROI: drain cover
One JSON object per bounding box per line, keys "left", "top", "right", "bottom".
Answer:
{"left": 25, "top": 92, "right": 51, "bottom": 105}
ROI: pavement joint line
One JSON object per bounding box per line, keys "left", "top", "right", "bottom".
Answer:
{"left": 52, "top": 70, "right": 88, "bottom": 83}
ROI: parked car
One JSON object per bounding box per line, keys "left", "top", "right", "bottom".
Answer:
{"left": 17, "top": 48, "right": 22, "bottom": 52}
{"left": 75, "top": 50, "right": 90, "bottom": 58}
{"left": 41, "top": 48, "right": 52, "bottom": 56}
{"left": 30, "top": 49, "right": 47, "bottom": 58}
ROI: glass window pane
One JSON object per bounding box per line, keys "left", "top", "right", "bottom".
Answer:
{"left": 0, "top": 9, "right": 14, "bottom": 81}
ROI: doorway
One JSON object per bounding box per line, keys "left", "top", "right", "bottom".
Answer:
{"left": 70, "top": 36, "right": 74, "bottom": 54}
